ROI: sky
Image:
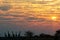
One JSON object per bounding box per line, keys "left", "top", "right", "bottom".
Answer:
{"left": 0, "top": 0, "right": 60, "bottom": 36}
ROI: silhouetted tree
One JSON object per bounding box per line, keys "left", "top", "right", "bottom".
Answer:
{"left": 24, "top": 31, "right": 34, "bottom": 37}
{"left": 15, "top": 32, "right": 18, "bottom": 37}
{"left": 17, "top": 32, "right": 21, "bottom": 37}
{"left": 40, "top": 33, "right": 52, "bottom": 38}
{"left": 0, "top": 30, "right": 56, "bottom": 40}
{"left": 4, "top": 33, "right": 7, "bottom": 37}
{"left": 12, "top": 31, "right": 15, "bottom": 37}
{"left": 39, "top": 33, "right": 54, "bottom": 40}
{"left": 55, "top": 30, "right": 60, "bottom": 40}
{"left": 40, "top": 33, "right": 45, "bottom": 38}
{"left": 7, "top": 31, "right": 11, "bottom": 37}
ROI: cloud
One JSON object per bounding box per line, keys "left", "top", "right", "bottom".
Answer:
{"left": 26, "top": 17, "right": 46, "bottom": 22}
{"left": 0, "top": 17, "right": 15, "bottom": 21}
{"left": 0, "top": 11, "right": 27, "bottom": 17}
{"left": 0, "top": 4, "right": 11, "bottom": 11}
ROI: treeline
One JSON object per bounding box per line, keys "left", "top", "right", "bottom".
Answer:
{"left": 0, "top": 30, "right": 60, "bottom": 40}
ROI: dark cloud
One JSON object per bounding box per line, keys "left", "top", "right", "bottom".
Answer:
{"left": 0, "top": 14, "right": 26, "bottom": 18}
{"left": 0, "top": 17, "right": 15, "bottom": 21}
{"left": 0, "top": 5, "right": 11, "bottom": 11}
{"left": 26, "top": 17, "right": 46, "bottom": 22}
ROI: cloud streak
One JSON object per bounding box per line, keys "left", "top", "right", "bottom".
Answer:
{"left": 0, "top": 4, "right": 11, "bottom": 11}
{"left": 26, "top": 17, "right": 46, "bottom": 22}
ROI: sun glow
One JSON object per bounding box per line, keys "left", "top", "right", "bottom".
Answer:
{"left": 51, "top": 16, "right": 57, "bottom": 21}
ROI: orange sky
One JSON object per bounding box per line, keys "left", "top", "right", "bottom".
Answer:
{"left": 0, "top": 0, "right": 60, "bottom": 36}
